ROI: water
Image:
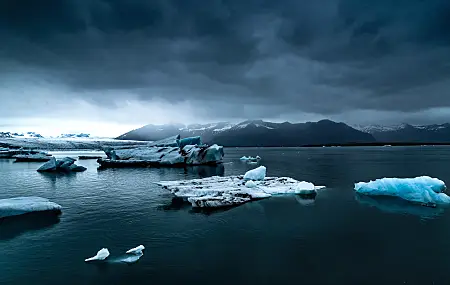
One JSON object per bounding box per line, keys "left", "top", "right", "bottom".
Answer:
{"left": 1, "top": 147, "right": 450, "bottom": 285}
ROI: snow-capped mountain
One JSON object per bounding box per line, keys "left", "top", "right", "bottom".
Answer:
{"left": 353, "top": 123, "right": 450, "bottom": 142}
{"left": 118, "top": 119, "right": 376, "bottom": 146}
{"left": 0, "top": 132, "right": 44, "bottom": 138}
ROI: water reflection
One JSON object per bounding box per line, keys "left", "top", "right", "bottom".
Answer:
{"left": 184, "top": 164, "right": 225, "bottom": 178}
{"left": 0, "top": 212, "right": 61, "bottom": 241}
{"left": 355, "top": 194, "right": 444, "bottom": 220}
{"left": 158, "top": 197, "right": 237, "bottom": 215}
{"left": 295, "top": 195, "right": 316, "bottom": 206}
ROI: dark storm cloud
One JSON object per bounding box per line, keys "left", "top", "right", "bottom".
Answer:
{"left": 1, "top": 0, "right": 450, "bottom": 120}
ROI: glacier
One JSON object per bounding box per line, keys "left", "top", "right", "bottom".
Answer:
{"left": 98, "top": 135, "right": 224, "bottom": 168}
{"left": 354, "top": 176, "right": 450, "bottom": 206}
{"left": 157, "top": 167, "right": 325, "bottom": 208}
{"left": 0, "top": 197, "right": 62, "bottom": 219}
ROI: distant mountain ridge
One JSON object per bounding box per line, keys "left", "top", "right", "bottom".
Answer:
{"left": 352, "top": 123, "right": 450, "bottom": 143}
{"left": 117, "top": 119, "right": 376, "bottom": 147}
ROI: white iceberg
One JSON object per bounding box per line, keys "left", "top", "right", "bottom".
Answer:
{"left": 244, "top": 166, "right": 266, "bottom": 181}
{"left": 126, "top": 245, "right": 145, "bottom": 255}
{"left": 245, "top": 180, "right": 257, "bottom": 188}
{"left": 354, "top": 176, "right": 450, "bottom": 206}
{"left": 158, "top": 173, "right": 324, "bottom": 208}
{"left": 0, "top": 197, "right": 62, "bottom": 219}
{"left": 85, "top": 248, "right": 110, "bottom": 262}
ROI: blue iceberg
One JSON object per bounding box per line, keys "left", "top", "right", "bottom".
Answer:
{"left": 354, "top": 176, "right": 450, "bottom": 206}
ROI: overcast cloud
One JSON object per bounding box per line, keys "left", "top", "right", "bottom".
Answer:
{"left": 1, "top": 0, "right": 450, "bottom": 135}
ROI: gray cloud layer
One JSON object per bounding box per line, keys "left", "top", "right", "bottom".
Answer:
{"left": 1, "top": 0, "right": 450, "bottom": 127}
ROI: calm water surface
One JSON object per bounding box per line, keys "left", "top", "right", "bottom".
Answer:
{"left": 2, "top": 147, "right": 450, "bottom": 285}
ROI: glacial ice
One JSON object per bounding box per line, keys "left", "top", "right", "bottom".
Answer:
{"left": 240, "top": 155, "right": 261, "bottom": 162}
{"left": 37, "top": 157, "right": 86, "bottom": 173}
{"left": 158, "top": 171, "right": 324, "bottom": 208}
{"left": 179, "top": 136, "right": 202, "bottom": 148}
{"left": 148, "top": 135, "right": 180, "bottom": 147}
{"left": 99, "top": 137, "right": 224, "bottom": 168}
{"left": 244, "top": 166, "right": 266, "bottom": 181}
{"left": 354, "top": 176, "right": 450, "bottom": 205}
{"left": 126, "top": 245, "right": 145, "bottom": 255}
{"left": 120, "top": 253, "right": 143, "bottom": 264}
{"left": 0, "top": 197, "right": 62, "bottom": 219}
{"left": 85, "top": 248, "right": 110, "bottom": 262}
{"left": 13, "top": 153, "right": 52, "bottom": 162}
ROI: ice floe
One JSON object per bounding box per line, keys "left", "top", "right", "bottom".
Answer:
{"left": 158, "top": 168, "right": 325, "bottom": 208}
{"left": 85, "top": 248, "right": 110, "bottom": 262}
{"left": 14, "top": 153, "right": 52, "bottom": 162}
{"left": 0, "top": 197, "right": 62, "bottom": 219}
{"left": 354, "top": 176, "right": 450, "bottom": 206}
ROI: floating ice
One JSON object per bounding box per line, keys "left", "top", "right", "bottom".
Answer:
{"left": 126, "top": 245, "right": 145, "bottom": 255}
{"left": 244, "top": 166, "right": 266, "bottom": 181}
{"left": 158, "top": 174, "right": 324, "bottom": 208}
{"left": 120, "top": 253, "right": 143, "bottom": 264}
{"left": 14, "top": 153, "right": 52, "bottom": 162}
{"left": 354, "top": 176, "right": 450, "bottom": 205}
{"left": 98, "top": 139, "right": 224, "bottom": 168}
{"left": 0, "top": 197, "right": 62, "bottom": 219}
{"left": 85, "top": 248, "right": 110, "bottom": 262}
{"left": 240, "top": 155, "right": 261, "bottom": 162}
{"left": 37, "top": 157, "right": 86, "bottom": 173}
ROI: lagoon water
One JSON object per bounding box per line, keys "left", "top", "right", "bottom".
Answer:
{"left": 2, "top": 147, "right": 450, "bottom": 284}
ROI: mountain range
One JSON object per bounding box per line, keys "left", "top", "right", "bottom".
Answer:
{"left": 117, "top": 120, "right": 376, "bottom": 146}
{"left": 118, "top": 120, "right": 450, "bottom": 146}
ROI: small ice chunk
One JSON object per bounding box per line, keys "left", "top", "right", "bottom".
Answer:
{"left": 244, "top": 166, "right": 266, "bottom": 181}
{"left": 295, "top": 181, "right": 317, "bottom": 195}
{"left": 120, "top": 253, "right": 143, "bottom": 264}
{"left": 126, "top": 245, "right": 145, "bottom": 255}
{"left": 245, "top": 180, "right": 257, "bottom": 188}
{"left": 85, "top": 248, "right": 110, "bottom": 262}
{"left": 354, "top": 176, "right": 450, "bottom": 205}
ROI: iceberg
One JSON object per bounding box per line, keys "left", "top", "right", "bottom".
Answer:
{"left": 98, "top": 136, "right": 224, "bottom": 168}
{"left": 0, "top": 197, "right": 62, "bottom": 219}
{"left": 37, "top": 157, "right": 87, "bottom": 173}
{"left": 85, "top": 248, "right": 110, "bottom": 262}
{"left": 244, "top": 166, "right": 266, "bottom": 181}
{"left": 157, "top": 170, "right": 324, "bottom": 208}
{"left": 240, "top": 155, "right": 261, "bottom": 162}
{"left": 13, "top": 152, "right": 52, "bottom": 162}
{"left": 179, "top": 136, "right": 202, "bottom": 148}
{"left": 354, "top": 176, "right": 450, "bottom": 206}
{"left": 126, "top": 245, "right": 145, "bottom": 255}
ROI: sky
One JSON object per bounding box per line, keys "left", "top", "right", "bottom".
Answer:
{"left": 1, "top": 0, "right": 450, "bottom": 137}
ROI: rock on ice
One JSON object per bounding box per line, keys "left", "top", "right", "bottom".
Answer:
{"left": 0, "top": 197, "right": 62, "bottom": 219}
{"left": 354, "top": 176, "right": 450, "bottom": 206}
